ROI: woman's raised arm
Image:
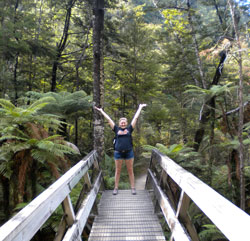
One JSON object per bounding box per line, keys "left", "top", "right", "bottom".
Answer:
{"left": 94, "top": 106, "right": 115, "bottom": 129}
{"left": 131, "top": 104, "right": 147, "bottom": 129}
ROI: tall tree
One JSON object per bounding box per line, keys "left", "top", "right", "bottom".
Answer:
{"left": 51, "top": 0, "right": 77, "bottom": 92}
{"left": 187, "top": 0, "right": 206, "bottom": 89}
{"left": 228, "top": 0, "right": 245, "bottom": 210}
{"left": 193, "top": 47, "right": 229, "bottom": 152}
{"left": 13, "top": 0, "right": 20, "bottom": 104}
{"left": 93, "top": 0, "right": 105, "bottom": 162}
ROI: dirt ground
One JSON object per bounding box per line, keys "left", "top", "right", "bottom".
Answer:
{"left": 134, "top": 169, "right": 148, "bottom": 190}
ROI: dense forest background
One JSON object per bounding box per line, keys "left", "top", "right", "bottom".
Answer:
{"left": 0, "top": 0, "right": 250, "bottom": 240}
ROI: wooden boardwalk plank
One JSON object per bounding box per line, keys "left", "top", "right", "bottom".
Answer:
{"left": 88, "top": 190, "right": 166, "bottom": 241}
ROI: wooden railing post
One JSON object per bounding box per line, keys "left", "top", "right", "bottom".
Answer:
{"left": 145, "top": 155, "right": 153, "bottom": 190}
{"left": 84, "top": 172, "right": 92, "bottom": 189}
{"left": 159, "top": 170, "right": 177, "bottom": 210}
{"left": 62, "top": 196, "right": 76, "bottom": 226}
{"left": 175, "top": 190, "right": 199, "bottom": 241}
{"left": 54, "top": 195, "right": 77, "bottom": 241}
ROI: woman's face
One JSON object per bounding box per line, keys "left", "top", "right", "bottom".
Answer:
{"left": 119, "top": 118, "right": 128, "bottom": 129}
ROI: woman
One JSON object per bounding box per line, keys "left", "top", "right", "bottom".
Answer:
{"left": 95, "top": 104, "right": 147, "bottom": 195}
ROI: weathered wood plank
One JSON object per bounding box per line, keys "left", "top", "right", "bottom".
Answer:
{"left": 84, "top": 172, "right": 92, "bottom": 189}
{"left": 62, "top": 195, "right": 76, "bottom": 226}
{"left": 0, "top": 151, "right": 96, "bottom": 241}
{"left": 148, "top": 169, "right": 191, "bottom": 241}
{"left": 62, "top": 171, "right": 103, "bottom": 241}
{"left": 153, "top": 149, "right": 250, "bottom": 241}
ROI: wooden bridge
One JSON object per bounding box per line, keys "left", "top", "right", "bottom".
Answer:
{"left": 1, "top": 150, "right": 250, "bottom": 241}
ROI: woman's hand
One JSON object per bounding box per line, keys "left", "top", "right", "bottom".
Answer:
{"left": 139, "top": 104, "right": 147, "bottom": 109}
{"left": 94, "top": 106, "right": 102, "bottom": 112}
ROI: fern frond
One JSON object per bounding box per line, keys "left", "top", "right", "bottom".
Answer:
{"left": 142, "top": 145, "right": 155, "bottom": 151}
{"left": 0, "top": 161, "right": 13, "bottom": 179}
{"left": 243, "top": 138, "right": 250, "bottom": 145}
{"left": 43, "top": 135, "right": 62, "bottom": 141}
{"left": 199, "top": 224, "right": 226, "bottom": 241}
{"left": 28, "top": 97, "right": 55, "bottom": 111}
{"left": 31, "top": 149, "right": 55, "bottom": 163}
{"left": 1, "top": 127, "right": 28, "bottom": 139}
{"left": 26, "top": 103, "right": 49, "bottom": 113}
{"left": 185, "top": 85, "right": 210, "bottom": 94}
{"left": 37, "top": 140, "right": 55, "bottom": 152}
{"left": 0, "top": 135, "right": 28, "bottom": 142}
{"left": 14, "top": 202, "right": 29, "bottom": 211}
{"left": 155, "top": 143, "right": 169, "bottom": 154}
{"left": 11, "top": 143, "right": 31, "bottom": 153}
{"left": 0, "top": 99, "right": 15, "bottom": 110}
{"left": 52, "top": 143, "right": 79, "bottom": 155}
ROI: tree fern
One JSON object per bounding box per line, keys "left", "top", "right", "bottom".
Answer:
{"left": 25, "top": 91, "right": 92, "bottom": 118}
{"left": 0, "top": 98, "right": 80, "bottom": 214}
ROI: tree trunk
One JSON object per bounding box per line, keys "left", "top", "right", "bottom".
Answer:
{"left": 187, "top": 0, "right": 206, "bottom": 89}
{"left": 93, "top": 0, "right": 105, "bottom": 162}
{"left": 31, "top": 160, "right": 37, "bottom": 199}
{"left": 213, "top": 0, "right": 223, "bottom": 26}
{"left": 13, "top": 53, "right": 19, "bottom": 105}
{"left": 193, "top": 51, "right": 227, "bottom": 151}
{"left": 51, "top": 0, "right": 76, "bottom": 92}
{"left": 13, "top": 0, "right": 20, "bottom": 105}
{"left": 75, "top": 23, "right": 91, "bottom": 90}
{"left": 228, "top": 0, "right": 245, "bottom": 210}
{"left": 74, "top": 118, "right": 78, "bottom": 146}
{"left": 229, "top": 149, "right": 241, "bottom": 205}
{"left": 74, "top": 23, "right": 91, "bottom": 147}
{"left": 0, "top": 177, "right": 10, "bottom": 222}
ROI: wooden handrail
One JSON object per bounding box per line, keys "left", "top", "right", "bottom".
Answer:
{"left": 147, "top": 149, "right": 250, "bottom": 241}
{"left": 0, "top": 150, "right": 103, "bottom": 241}
{"left": 62, "top": 171, "right": 102, "bottom": 241}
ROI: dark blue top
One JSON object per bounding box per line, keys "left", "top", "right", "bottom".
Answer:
{"left": 113, "top": 124, "right": 134, "bottom": 152}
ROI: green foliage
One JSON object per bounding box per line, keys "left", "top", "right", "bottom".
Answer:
{"left": 105, "top": 0, "right": 162, "bottom": 113}
{"left": 185, "top": 83, "right": 236, "bottom": 102}
{"left": 199, "top": 224, "right": 226, "bottom": 241}
{"left": 25, "top": 91, "right": 92, "bottom": 118}
{"left": 101, "top": 154, "right": 130, "bottom": 189}
{"left": 0, "top": 0, "right": 249, "bottom": 236}
{"left": 162, "top": 9, "right": 189, "bottom": 35}
{"left": 0, "top": 97, "right": 78, "bottom": 221}
{"left": 143, "top": 143, "right": 200, "bottom": 163}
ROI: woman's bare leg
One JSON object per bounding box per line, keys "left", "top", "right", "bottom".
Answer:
{"left": 115, "top": 159, "right": 123, "bottom": 189}
{"left": 125, "top": 158, "right": 135, "bottom": 188}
